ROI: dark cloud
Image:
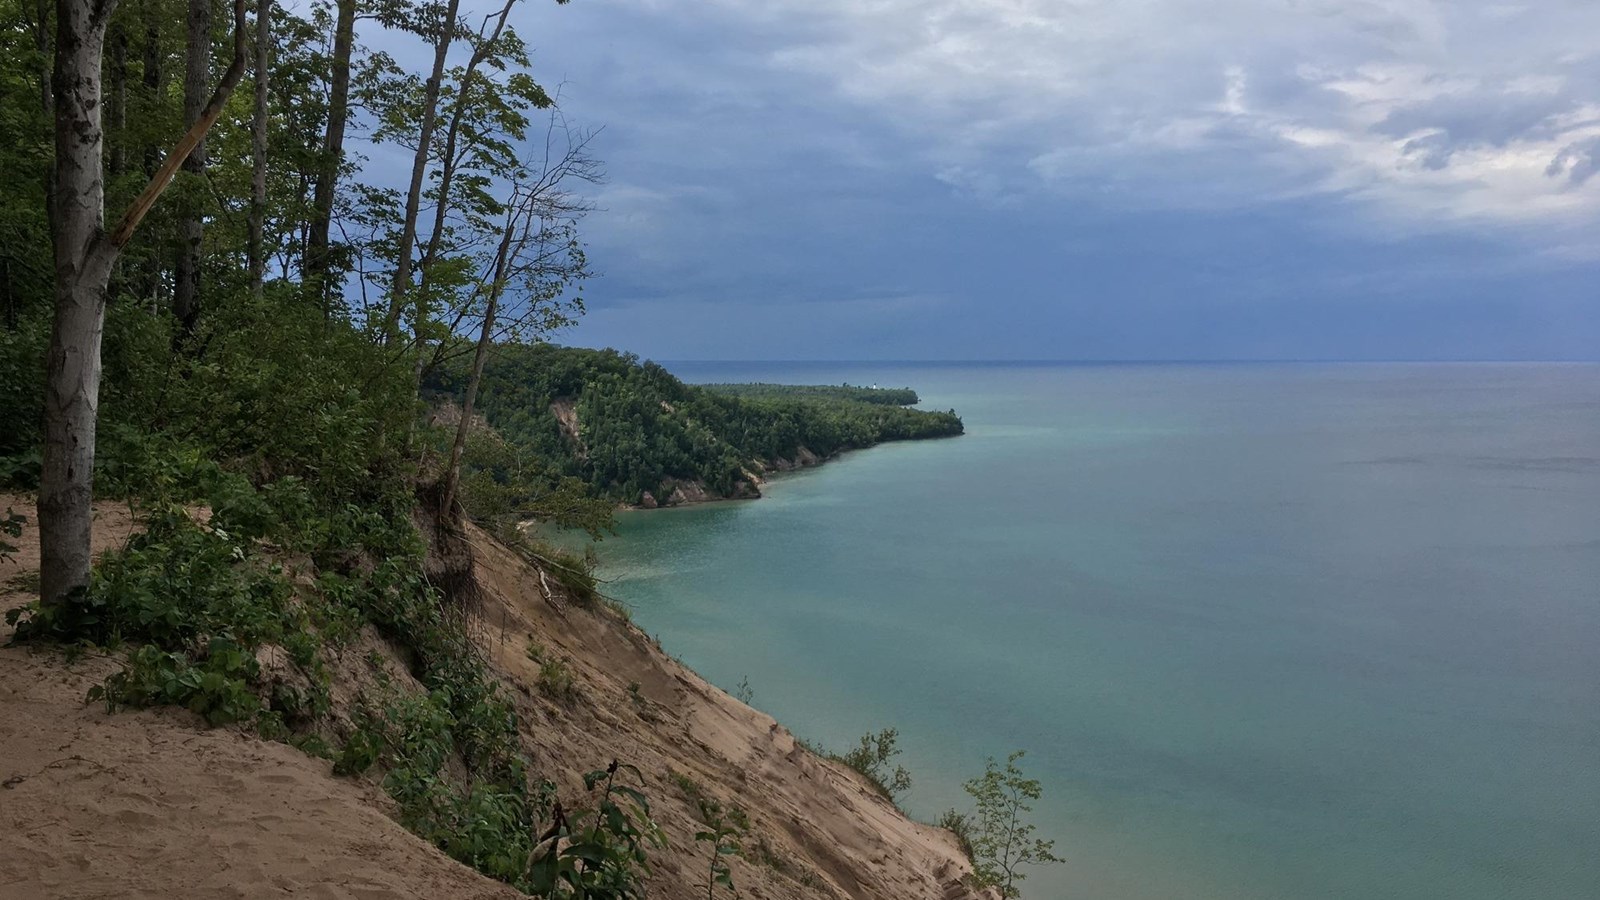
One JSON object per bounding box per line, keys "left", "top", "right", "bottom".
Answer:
{"left": 1374, "top": 89, "right": 1575, "bottom": 148}
{"left": 479, "top": 0, "right": 1600, "bottom": 361}
{"left": 1546, "top": 136, "right": 1600, "bottom": 186}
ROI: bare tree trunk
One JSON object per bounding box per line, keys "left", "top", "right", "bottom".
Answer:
{"left": 107, "top": 21, "right": 127, "bottom": 178}
{"left": 441, "top": 207, "right": 519, "bottom": 514}
{"left": 410, "top": 0, "right": 516, "bottom": 400}
{"left": 171, "top": 0, "right": 210, "bottom": 334}
{"left": 406, "top": 0, "right": 517, "bottom": 434}
{"left": 135, "top": 0, "right": 163, "bottom": 303}
{"left": 303, "top": 0, "right": 351, "bottom": 313}
{"left": 139, "top": 1, "right": 160, "bottom": 177}
{"left": 40, "top": 0, "right": 248, "bottom": 609}
{"left": 381, "top": 0, "right": 461, "bottom": 345}
{"left": 246, "top": 0, "right": 269, "bottom": 299}
{"left": 40, "top": 0, "right": 120, "bottom": 609}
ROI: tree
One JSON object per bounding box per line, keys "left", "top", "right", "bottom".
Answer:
{"left": 170, "top": 0, "right": 211, "bottom": 333}
{"left": 38, "top": 0, "right": 249, "bottom": 608}
{"left": 380, "top": 0, "right": 462, "bottom": 345}
{"left": 440, "top": 117, "right": 600, "bottom": 511}
{"left": 302, "top": 0, "right": 352, "bottom": 310}
{"left": 247, "top": 0, "right": 270, "bottom": 298}
{"left": 962, "top": 751, "right": 1062, "bottom": 898}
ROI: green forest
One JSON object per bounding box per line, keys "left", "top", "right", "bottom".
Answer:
{"left": 428, "top": 344, "right": 962, "bottom": 508}
{"left": 699, "top": 383, "right": 922, "bottom": 406}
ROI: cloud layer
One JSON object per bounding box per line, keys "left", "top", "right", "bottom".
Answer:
{"left": 511, "top": 0, "right": 1600, "bottom": 359}
{"left": 695, "top": 0, "right": 1600, "bottom": 231}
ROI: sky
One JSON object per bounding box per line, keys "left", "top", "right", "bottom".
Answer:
{"left": 476, "top": 0, "right": 1600, "bottom": 360}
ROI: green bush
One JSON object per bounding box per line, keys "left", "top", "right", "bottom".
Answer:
{"left": 836, "top": 728, "right": 914, "bottom": 803}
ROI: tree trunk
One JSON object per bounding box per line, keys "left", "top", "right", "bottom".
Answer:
{"left": 134, "top": 0, "right": 163, "bottom": 303}
{"left": 410, "top": 0, "right": 516, "bottom": 401}
{"left": 382, "top": 0, "right": 461, "bottom": 345}
{"left": 441, "top": 207, "right": 519, "bottom": 514}
{"left": 246, "top": 0, "right": 269, "bottom": 298}
{"left": 139, "top": 0, "right": 160, "bottom": 177}
{"left": 40, "top": 0, "right": 120, "bottom": 608}
{"left": 303, "top": 0, "right": 351, "bottom": 313}
{"left": 40, "top": 0, "right": 248, "bottom": 609}
{"left": 107, "top": 21, "right": 127, "bottom": 178}
{"left": 171, "top": 0, "right": 210, "bottom": 334}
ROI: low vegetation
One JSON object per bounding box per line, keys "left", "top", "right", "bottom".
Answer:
{"left": 692, "top": 794, "right": 748, "bottom": 899}
{"left": 835, "top": 727, "right": 915, "bottom": 802}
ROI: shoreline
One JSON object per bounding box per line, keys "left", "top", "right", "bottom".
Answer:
{"left": 621, "top": 430, "right": 964, "bottom": 511}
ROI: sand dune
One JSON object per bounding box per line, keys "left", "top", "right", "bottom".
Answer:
{"left": 0, "top": 498, "right": 992, "bottom": 899}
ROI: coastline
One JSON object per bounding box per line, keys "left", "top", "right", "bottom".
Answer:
{"left": 624, "top": 431, "right": 964, "bottom": 511}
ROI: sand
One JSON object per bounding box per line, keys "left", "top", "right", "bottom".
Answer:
{"left": 0, "top": 495, "right": 992, "bottom": 899}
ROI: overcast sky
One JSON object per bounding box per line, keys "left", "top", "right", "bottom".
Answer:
{"left": 487, "top": 0, "right": 1600, "bottom": 360}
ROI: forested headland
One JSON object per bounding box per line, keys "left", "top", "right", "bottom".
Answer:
{"left": 427, "top": 344, "right": 963, "bottom": 512}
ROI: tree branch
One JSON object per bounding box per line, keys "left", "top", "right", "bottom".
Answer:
{"left": 106, "top": 0, "right": 249, "bottom": 249}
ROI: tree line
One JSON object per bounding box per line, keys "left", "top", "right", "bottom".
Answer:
{"left": 1, "top": 0, "right": 597, "bottom": 610}
{"left": 426, "top": 343, "right": 965, "bottom": 508}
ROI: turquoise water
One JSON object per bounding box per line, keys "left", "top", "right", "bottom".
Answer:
{"left": 593, "top": 363, "right": 1600, "bottom": 900}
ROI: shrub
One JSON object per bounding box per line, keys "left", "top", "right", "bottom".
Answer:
{"left": 836, "top": 728, "right": 913, "bottom": 802}
{"left": 537, "top": 657, "right": 581, "bottom": 705}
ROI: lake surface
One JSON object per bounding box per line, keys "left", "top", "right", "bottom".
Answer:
{"left": 594, "top": 362, "right": 1600, "bottom": 900}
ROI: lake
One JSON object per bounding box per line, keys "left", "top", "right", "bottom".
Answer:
{"left": 595, "top": 362, "right": 1600, "bottom": 900}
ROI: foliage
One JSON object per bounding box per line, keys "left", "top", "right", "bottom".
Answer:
{"left": 835, "top": 728, "right": 914, "bottom": 803}
{"left": 693, "top": 795, "right": 747, "bottom": 900}
{"left": 537, "top": 657, "right": 580, "bottom": 706}
{"left": 449, "top": 430, "right": 614, "bottom": 537}
{"left": 962, "top": 751, "right": 1063, "bottom": 898}
{"left": 91, "top": 643, "right": 262, "bottom": 725}
{"left": 425, "top": 344, "right": 963, "bottom": 506}
{"left": 0, "top": 299, "right": 554, "bottom": 893}
{"left": 0, "top": 0, "right": 686, "bottom": 892}
{"left": 526, "top": 760, "right": 667, "bottom": 899}
{"left": 336, "top": 689, "right": 545, "bottom": 884}
{"left": 937, "top": 808, "right": 975, "bottom": 862}
{"left": 0, "top": 320, "right": 47, "bottom": 462}
{"left": 700, "top": 383, "right": 919, "bottom": 406}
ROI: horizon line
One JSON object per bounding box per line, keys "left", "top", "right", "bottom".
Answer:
{"left": 641, "top": 357, "right": 1600, "bottom": 365}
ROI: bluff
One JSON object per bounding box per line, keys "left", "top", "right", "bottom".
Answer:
{"left": 0, "top": 494, "right": 994, "bottom": 899}
{"left": 424, "top": 345, "right": 963, "bottom": 508}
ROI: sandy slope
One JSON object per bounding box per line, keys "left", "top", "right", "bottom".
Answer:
{"left": 467, "top": 524, "right": 991, "bottom": 900}
{"left": 0, "top": 497, "right": 521, "bottom": 900}
{"left": 0, "top": 646, "right": 524, "bottom": 900}
{"left": 0, "top": 497, "right": 990, "bottom": 899}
